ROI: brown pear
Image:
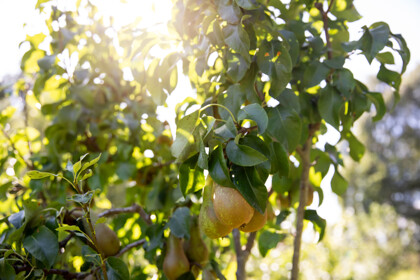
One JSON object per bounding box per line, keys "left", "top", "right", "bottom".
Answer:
{"left": 213, "top": 184, "right": 254, "bottom": 228}
{"left": 94, "top": 223, "right": 120, "bottom": 257}
{"left": 199, "top": 180, "right": 232, "bottom": 239}
{"left": 240, "top": 209, "right": 267, "bottom": 232}
{"left": 163, "top": 234, "right": 190, "bottom": 280}
{"left": 185, "top": 216, "right": 209, "bottom": 265}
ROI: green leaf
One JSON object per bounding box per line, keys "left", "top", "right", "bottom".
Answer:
{"left": 0, "top": 259, "right": 16, "bottom": 280}
{"left": 167, "top": 207, "right": 191, "bottom": 239}
{"left": 270, "top": 142, "right": 289, "bottom": 176}
{"left": 65, "top": 161, "right": 74, "bottom": 174}
{"left": 69, "top": 191, "right": 94, "bottom": 205}
{"left": 179, "top": 155, "right": 205, "bottom": 196}
{"left": 366, "top": 92, "right": 386, "bottom": 121}
{"left": 81, "top": 169, "right": 93, "bottom": 181}
{"left": 218, "top": 0, "right": 242, "bottom": 24}
{"left": 235, "top": 0, "right": 258, "bottom": 9}
{"left": 56, "top": 225, "right": 83, "bottom": 232}
{"left": 37, "top": 55, "right": 55, "bottom": 71}
{"left": 324, "top": 56, "right": 345, "bottom": 69}
{"left": 377, "top": 64, "right": 401, "bottom": 90}
{"left": 361, "top": 22, "right": 390, "bottom": 63}
{"left": 23, "top": 226, "right": 59, "bottom": 268}
{"left": 226, "top": 141, "right": 267, "bottom": 167}
{"left": 303, "top": 61, "right": 330, "bottom": 88}
{"left": 209, "top": 146, "right": 235, "bottom": 188}
{"left": 279, "top": 30, "right": 299, "bottom": 66}
{"left": 333, "top": 69, "right": 355, "bottom": 98}
{"left": 344, "top": 131, "right": 365, "bottom": 162}
{"left": 73, "top": 161, "right": 82, "bottom": 176}
{"left": 26, "top": 170, "right": 54, "bottom": 180}
{"left": 390, "top": 33, "right": 410, "bottom": 74}
{"left": 318, "top": 86, "right": 344, "bottom": 129}
{"left": 232, "top": 165, "right": 268, "bottom": 214}
{"left": 375, "top": 52, "right": 395, "bottom": 65}
{"left": 218, "top": 84, "right": 246, "bottom": 121}
{"left": 171, "top": 110, "right": 200, "bottom": 161}
{"left": 80, "top": 153, "right": 101, "bottom": 174}
{"left": 214, "top": 116, "right": 237, "bottom": 140}
{"left": 331, "top": 170, "right": 348, "bottom": 196}
{"left": 304, "top": 210, "right": 326, "bottom": 242}
{"left": 226, "top": 52, "right": 250, "bottom": 83}
{"left": 223, "top": 21, "right": 250, "bottom": 62}
{"left": 238, "top": 104, "right": 268, "bottom": 134}
{"left": 258, "top": 230, "right": 286, "bottom": 257}
{"left": 107, "top": 257, "right": 130, "bottom": 280}
{"left": 266, "top": 105, "right": 302, "bottom": 153}
{"left": 256, "top": 40, "right": 292, "bottom": 91}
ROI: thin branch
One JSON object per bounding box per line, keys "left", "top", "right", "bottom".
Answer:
{"left": 244, "top": 231, "right": 257, "bottom": 255}
{"left": 254, "top": 82, "right": 265, "bottom": 102}
{"left": 14, "top": 264, "right": 89, "bottom": 280}
{"left": 291, "top": 123, "right": 320, "bottom": 280}
{"left": 115, "top": 239, "right": 146, "bottom": 257}
{"left": 315, "top": 0, "right": 335, "bottom": 60}
{"left": 98, "top": 203, "right": 152, "bottom": 225}
{"left": 20, "top": 90, "right": 34, "bottom": 166}
{"left": 59, "top": 231, "right": 75, "bottom": 248}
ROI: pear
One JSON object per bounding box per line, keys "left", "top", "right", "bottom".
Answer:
{"left": 213, "top": 184, "right": 254, "bottom": 228}
{"left": 199, "top": 180, "right": 232, "bottom": 239}
{"left": 163, "top": 234, "right": 190, "bottom": 280}
{"left": 240, "top": 209, "right": 267, "bottom": 232}
{"left": 94, "top": 223, "right": 120, "bottom": 257}
{"left": 185, "top": 216, "right": 209, "bottom": 265}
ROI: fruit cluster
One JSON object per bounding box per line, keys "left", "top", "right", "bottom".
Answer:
{"left": 200, "top": 177, "right": 268, "bottom": 239}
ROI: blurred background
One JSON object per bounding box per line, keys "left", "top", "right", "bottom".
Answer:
{"left": 1, "top": 0, "right": 419, "bottom": 279}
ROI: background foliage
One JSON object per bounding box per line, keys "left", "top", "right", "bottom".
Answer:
{"left": 0, "top": 0, "right": 414, "bottom": 279}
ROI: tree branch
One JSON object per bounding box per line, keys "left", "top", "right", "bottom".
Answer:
{"left": 59, "top": 231, "right": 75, "bottom": 248}
{"left": 233, "top": 229, "right": 257, "bottom": 280}
{"left": 14, "top": 264, "right": 89, "bottom": 279}
{"left": 291, "top": 123, "right": 320, "bottom": 280}
{"left": 98, "top": 203, "right": 152, "bottom": 225}
{"left": 116, "top": 239, "right": 146, "bottom": 257}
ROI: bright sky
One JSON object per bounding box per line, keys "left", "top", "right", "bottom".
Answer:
{"left": 1, "top": 0, "right": 419, "bottom": 225}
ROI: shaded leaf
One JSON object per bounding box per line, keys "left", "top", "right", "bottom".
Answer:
{"left": 179, "top": 155, "right": 205, "bottom": 196}
{"left": 304, "top": 210, "right": 326, "bottom": 242}
{"left": 318, "top": 86, "right": 344, "bottom": 129}
{"left": 168, "top": 207, "right": 191, "bottom": 239}
{"left": 232, "top": 165, "right": 268, "bottom": 214}
{"left": 107, "top": 257, "right": 130, "bottom": 280}
{"left": 331, "top": 170, "right": 348, "bottom": 196}
{"left": 258, "top": 230, "right": 286, "bottom": 257}
{"left": 237, "top": 104, "right": 268, "bottom": 134}
{"left": 366, "top": 92, "right": 386, "bottom": 121}
{"left": 171, "top": 110, "right": 200, "bottom": 161}
{"left": 226, "top": 141, "right": 267, "bottom": 167}
{"left": 208, "top": 146, "right": 234, "bottom": 188}
{"left": 23, "top": 226, "right": 59, "bottom": 268}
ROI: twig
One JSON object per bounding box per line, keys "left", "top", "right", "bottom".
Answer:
{"left": 20, "top": 90, "right": 34, "bottom": 168}
{"left": 291, "top": 123, "right": 320, "bottom": 280}
{"left": 98, "top": 203, "right": 152, "bottom": 225}
{"left": 14, "top": 264, "right": 89, "bottom": 279}
{"left": 315, "top": 0, "right": 335, "bottom": 60}
{"left": 59, "top": 231, "right": 75, "bottom": 248}
{"left": 116, "top": 239, "right": 146, "bottom": 257}
{"left": 254, "top": 82, "right": 265, "bottom": 102}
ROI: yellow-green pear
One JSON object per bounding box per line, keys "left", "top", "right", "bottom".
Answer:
{"left": 94, "top": 223, "right": 120, "bottom": 257}
{"left": 213, "top": 184, "right": 254, "bottom": 228}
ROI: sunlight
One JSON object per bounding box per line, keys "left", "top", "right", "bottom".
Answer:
{"left": 91, "top": 0, "right": 173, "bottom": 32}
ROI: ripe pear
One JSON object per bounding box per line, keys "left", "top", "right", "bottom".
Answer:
{"left": 163, "top": 234, "right": 190, "bottom": 280}
{"left": 213, "top": 184, "right": 254, "bottom": 228}
{"left": 240, "top": 209, "right": 267, "bottom": 232}
{"left": 199, "top": 182, "right": 232, "bottom": 239}
{"left": 94, "top": 223, "right": 120, "bottom": 257}
{"left": 185, "top": 216, "right": 209, "bottom": 265}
